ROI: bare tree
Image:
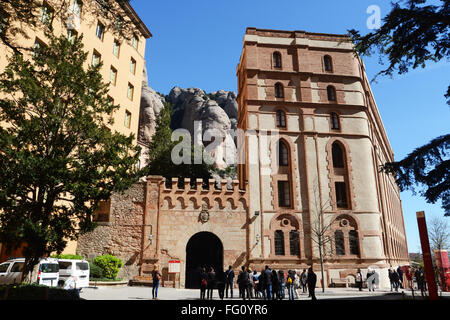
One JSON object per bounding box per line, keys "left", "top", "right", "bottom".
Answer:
{"left": 305, "top": 184, "right": 337, "bottom": 292}
{"left": 428, "top": 216, "right": 450, "bottom": 252}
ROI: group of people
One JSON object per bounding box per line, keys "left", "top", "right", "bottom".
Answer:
{"left": 388, "top": 266, "right": 427, "bottom": 295}
{"left": 199, "top": 265, "right": 318, "bottom": 300}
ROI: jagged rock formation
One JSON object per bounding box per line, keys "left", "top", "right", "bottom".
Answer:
{"left": 137, "top": 71, "right": 238, "bottom": 174}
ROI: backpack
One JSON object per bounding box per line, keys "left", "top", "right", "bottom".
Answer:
{"left": 201, "top": 278, "right": 207, "bottom": 286}
{"left": 287, "top": 276, "right": 293, "bottom": 285}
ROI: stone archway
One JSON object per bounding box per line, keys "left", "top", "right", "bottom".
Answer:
{"left": 185, "top": 231, "right": 223, "bottom": 289}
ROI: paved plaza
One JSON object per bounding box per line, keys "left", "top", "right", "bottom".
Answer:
{"left": 80, "top": 285, "right": 450, "bottom": 301}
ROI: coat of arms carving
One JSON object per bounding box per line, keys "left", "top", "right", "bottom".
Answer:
{"left": 199, "top": 204, "right": 209, "bottom": 224}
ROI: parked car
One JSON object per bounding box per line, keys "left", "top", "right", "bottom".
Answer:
{"left": 0, "top": 258, "right": 60, "bottom": 287}
{"left": 57, "top": 259, "right": 90, "bottom": 289}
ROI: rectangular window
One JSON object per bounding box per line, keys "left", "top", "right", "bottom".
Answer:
{"left": 112, "top": 39, "right": 120, "bottom": 57}
{"left": 289, "top": 230, "right": 300, "bottom": 256}
{"left": 127, "top": 83, "right": 134, "bottom": 100}
{"left": 72, "top": 0, "right": 82, "bottom": 16}
{"left": 131, "top": 34, "right": 139, "bottom": 49}
{"left": 278, "top": 180, "right": 291, "bottom": 207}
{"left": 274, "top": 230, "right": 285, "bottom": 256}
{"left": 67, "top": 29, "right": 78, "bottom": 43}
{"left": 124, "top": 110, "right": 131, "bottom": 128}
{"left": 93, "top": 199, "right": 111, "bottom": 222}
{"left": 335, "top": 182, "right": 348, "bottom": 208}
{"left": 130, "top": 58, "right": 136, "bottom": 75}
{"left": 92, "top": 50, "right": 101, "bottom": 67}
{"left": 40, "top": 3, "right": 53, "bottom": 25}
{"left": 109, "top": 67, "right": 117, "bottom": 85}
{"left": 96, "top": 22, "right": 104, "bottom": 40}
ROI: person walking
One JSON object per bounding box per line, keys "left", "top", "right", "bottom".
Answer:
{"left": 306, "top": 267, "right": 317, "bottom": 300}
{"left": 216, "top": 269, "right": 226, "bottom": 300}
{"left": 391, "top": 268, "right": 400, "bottom": 292}
{"left": 278, "top": 270, "right": 286, "bottom": 299}
{"left": 271, "top": 269, "right": 280, "bottom": 300}
{"left": 253, "top": 270, "right": 261, "bottom": 298}
{"left": 397, "top": 266, "right": 404, "bottom": 289}
{"left": 300, "top": 269, "right": 308, "bottom": 293}
{"left": 207, "top": 267, "right": 216, "bottom": 300}
{"left": 286, "top": 270, "right": 295, "bottom": 300}
{"left": 366, "top": 268, "right": 375, "bottom": 292}
{"left": 237, "top": 265, "right": 250, "bottom": 300}
{"left": 200, "top": 267, "right": 208, "bottom": 300}
{"left": 225, "top": 266, "right": 234, "bottom": 298}
{"left": 415, "top": 267, "right": 426, "bottom": 297}
{"left": 248, "top": 268, "right": 254, "bottom": 299}
{"left": 293, "top": 270, "right": 300, "bottom": 299}
{"left": 264, "top": 265, "right": 273, "bottom": 300}
{"left": 151, "top": 265, "right": 162, "bottom": 300}
{"left": 356, "top": 268, "right": 363, "bottom": 291}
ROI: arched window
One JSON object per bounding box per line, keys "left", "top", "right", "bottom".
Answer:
{"left": 335, "top": 182, "right": 348, "bottom": 209}
{"left": 330, "top": 112, "right": 340, "bottom": 130}
{"left": 289, "top": 230, "right": 300, "bottom": 256}
{"left": 349, "top": 230, "right": 360, "bottom": 255}
{"left": 273, "top": 51, "right": 282, "bottom": 68}
{"left": 335, "top": 230, "right": 345, "bottom": 255}
{"left": 275, "top": 82, "right": 284, "bottom": 98}
{"left": 274, "top": 230, "right": 285, "bottom": 255}
{"left": 324, "top": 55, "right": 333, "bottom": 72}
{"left": 332, "top": 142, "right": 344, "bottom": 168}
{"left": 279, "top": 140, "right": 289, "bottom": 166}
{"left": 276, "top": 110, "right": 286, "bottom": 128}
{"left": 327, "top": 85, "right": 336, "bottom": 101}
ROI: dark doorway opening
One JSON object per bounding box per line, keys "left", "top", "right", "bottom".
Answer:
{"left": 185, "top": 232, "right": 223, "bottom": 289}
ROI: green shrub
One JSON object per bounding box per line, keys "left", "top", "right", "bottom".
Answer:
{"left": 89, "top": 262, "right": 104, "bottom": 279}
{"left": 93, "top": 254, "right": 123, "bottom": 279}
{"left": 51, "top": 254, "right": 84, "bottom": 260}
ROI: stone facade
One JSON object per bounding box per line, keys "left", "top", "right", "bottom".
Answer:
{"left": 78, "top": 28, "right": 410, "bottom": 289}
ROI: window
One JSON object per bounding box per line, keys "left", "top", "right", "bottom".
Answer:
{"left": 279, "top": 140, "right": 289, "bottom": 166}
{"left": 33, "top": 38, "right": 45, "bottom": 58}
{"left": 116, "top": 16, "right": 123, "bottom": 33}
{"left": 94, "top": 199, "right": 111, "bottom": 222}
{"left": 0, "top": 263, "right": 10, "bottom": 273}
{"left": 113, "top": 39, "right": 120, "bottom": 57}
{"left": 39, "top": 263, "right": 59, "bottom": 273}
{"left": 327, "top": 85, "right": 336, "bottom": 101}
{"left": 332, "top": 142, "right": 344, "bottom": 168}
{"left": 324, "top": 55, "right": 333, "bottom": 72}
{"left": 96, "top": 22, "right": 104, "bottom": 40}
{"left": 349, "top": 230, "right": 360, "bottom": 255}
{"left": 276, "top": 110, "right": 286, "bottom": 128}
{"left": 278, "top": 180, "right": 291, "bottom": 207}
{"left": 58, "top": 261, "right": 72, "bottom": 270}
{"left": 273, "top": 51, "right": 282, "bottom": 68}
{"left": 335, "top": 182, "right": 348, "bottom": 208}
{"left": 330, "top": 112, "right": 340, "bottom": 130}
{"left": 40, "top": 3, "right": 53, "bottom": 25}
{"left": 289, "top": 230, "right": 300, "bottom": 256}
{"left": 127, "top": 83, "right": 134, "bottom": 100}
{"left": 275, "top": 82, "right": 284, "bottom": 98}
{"left": 274, "top": 230, "right": 285, "bottom": 255}
{"left": 76, "top": 262, "right": 89, "bottom": 271}
{"left": 92, "top": 50, "right": 101, "bottom": 67}
{"left": 109, "top": 67, "right": 117, "bottom": 85}
{"left": 132, "top": 34, "right": 139, "bottom": 49}
{"left": 124, "top": 110, "right": 131, "bottom": 128}
{"left": 72, "top": 0, "right": 82, "bottom": 16}
{"left": 67, "top": 29, "right": 78, "bottom": 43}
{"left": 11, "top": 262, "right": 24, "bottom": 273}
{"left": 130, "top": 57, "right": 136, "bottom": 75}
{"left": 335, "top": 230, "right": 345, "bottom": 255}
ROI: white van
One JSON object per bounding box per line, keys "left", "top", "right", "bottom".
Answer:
{"left": 0, "top": 258, "right": 59, "bottom": 287}
{"left": 57, "top": 259, "right": 90, "bottom": 289}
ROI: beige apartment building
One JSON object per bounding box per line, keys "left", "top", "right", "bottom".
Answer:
{"left": 0, "top": 0, "right": 151, "bottom": 260}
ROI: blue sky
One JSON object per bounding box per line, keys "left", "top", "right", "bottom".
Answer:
{"left": 131, "top": 0, "right": 450, "bottom": 253}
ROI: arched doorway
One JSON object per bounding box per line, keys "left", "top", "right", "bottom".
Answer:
{"left": 185, "top": 232, "right": 223, "bottom": 289}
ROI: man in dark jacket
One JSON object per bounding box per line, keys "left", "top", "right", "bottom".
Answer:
{"left": 225, "top": 266, "right": 235, "bottom": 298}
{"left": 237, "top": 265, "right": 250, "bottom": 300}
{"left": 396, "top": 266, "right": 404, "bottom": 289}
{"left": 307, "top": 267, "right": 317, "bottom": 300}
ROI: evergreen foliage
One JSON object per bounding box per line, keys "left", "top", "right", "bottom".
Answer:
{"left": 348, "top": 0, "right": 449, "bottom": 215}
{"left": 0, "top": 32, "right": 140, "bottom": 279}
